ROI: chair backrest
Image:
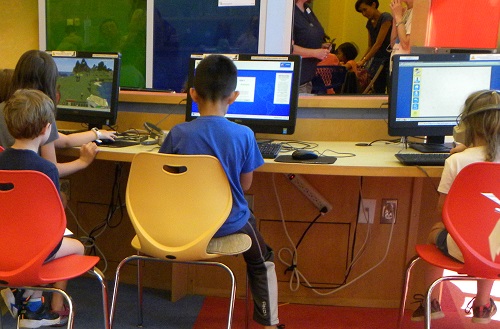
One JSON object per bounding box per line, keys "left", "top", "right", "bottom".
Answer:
{"left": 442, "top": 162, "right": 500, "bottom": 278}
{"left": 126, "top": 152, "right": 233, "bottom": 261}
{"left": 312, "top": 65, "right": 347, "bottom": 94}
{"left": 0, "top": 170, "right": 66, "bottom": 286}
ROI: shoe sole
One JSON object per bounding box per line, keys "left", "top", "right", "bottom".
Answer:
{"left": 411, "top": 311, "right": 445, "bottom": 322}
{"left": 19, "top": 318, "right": 60, "bottom": 328}
{"left": 1, "top": 288, "right": 18, "bottom": 318}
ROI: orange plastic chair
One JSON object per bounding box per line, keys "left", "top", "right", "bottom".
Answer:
{"left": 0, "top": 170, "right": 110, "bottom": 329}
{"left": 398, "top": 162, "right": 500, "bottom": 328}
{"left": 109, "top": 153, "right": 251, "bottom": 329}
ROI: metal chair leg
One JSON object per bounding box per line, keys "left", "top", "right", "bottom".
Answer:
{"left": 88, "top": 267, "right": 110, "bottom": 329}
{"left": 110, "top": 256, "right": 237, "bottom": 329}
{"left": 425, "top": 275, "right": 473, "bottom": 329}
{"left": 137, "top": 255, "right": 144, "bottom": 327}
{"left": 398, "top": 255, "right": 420, "bottom": 329}
{"left": 110, "top": 255, "right": 143, "bottom": 328}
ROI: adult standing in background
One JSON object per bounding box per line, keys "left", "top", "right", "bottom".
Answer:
{"left": 292, "top": 0, "right": 331, "bottom": 94}
{"left": 355, "top": 0, "right": 392, "bottom": 94}
{"left": 389, "top": 0, "right": 413, "bottom": 70}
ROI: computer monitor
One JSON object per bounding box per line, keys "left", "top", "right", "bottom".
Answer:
{"left": 389, "top": 53, "right": 500, "bottom": 152}
{"left": 49, "top": 51, "right": 121, "bottom": 129}
{"left": 185, "top": 54, "right": 301, "bottom": 135}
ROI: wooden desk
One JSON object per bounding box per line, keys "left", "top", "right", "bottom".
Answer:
{"left": 58, "top": 141, "right": 442, "bottom": 308}
{"left": 58, "top": 141, "right": 443, "bottom": 178}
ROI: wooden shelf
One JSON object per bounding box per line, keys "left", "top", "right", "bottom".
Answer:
{"left": 118, "top": 90, "right": 388, "bottom": 109}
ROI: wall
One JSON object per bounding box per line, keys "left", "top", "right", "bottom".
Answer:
{"left": 427, "top": 0, "right": 500, "bottom": 48}
{"left": 314, "top": 0, "right": 392, "bottom": 60}
{"left": 0, "top": 0, "right": 38, "bottom": 68}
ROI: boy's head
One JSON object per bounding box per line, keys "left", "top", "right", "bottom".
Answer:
{"left": 460, "top": 89, "right": 500, "bottom": 160}
{"left": 192, "top": 55, "right": 237, "bottom": 103}
{"left": 4, "top": 89, "right": 55, "bottom": 140}
{"left": 336, "top": 42, "right": 358, "bottom": 62}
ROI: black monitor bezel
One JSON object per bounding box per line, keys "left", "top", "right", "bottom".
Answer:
{"left": 49, "top": 51, "right": 121, "bottom": 128}
{"left": 388, "top": 53, "right": 479, "bottom": 139}
{"left": 185, "top": 53, "right": 301, "bottom": 135}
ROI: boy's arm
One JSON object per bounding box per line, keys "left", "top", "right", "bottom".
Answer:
{"left": 240, "top": 172, "right": 253, "bottom": 192}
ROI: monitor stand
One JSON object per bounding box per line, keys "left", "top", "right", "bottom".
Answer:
{"left": 409, "top": 136, "right": 452, "bottom": 153}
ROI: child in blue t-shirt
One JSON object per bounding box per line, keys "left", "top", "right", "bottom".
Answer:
{"left": 159, "top": 55, "right": 280, "bottom": 328}
{"left": 0, "top": 89, "right": 84, "bottom": 327}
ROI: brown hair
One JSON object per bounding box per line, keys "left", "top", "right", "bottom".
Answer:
{"left": 460, "top": 90, "right": 500, "bottom": 161}
{"left": 0, "top": 68, "right": 14, "bottom": 103}
{"left": 9, "top": 50, "right": 58, "bottom": 104}
{"left": 4, "top": 89, "right": 55, "bottom": 140}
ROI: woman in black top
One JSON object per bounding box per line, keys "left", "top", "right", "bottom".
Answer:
{"left": 355, "top": 0, "right": 392, "bottom": 94}
{"left": 292, "top": 0, "right": 331, "bottom": 94}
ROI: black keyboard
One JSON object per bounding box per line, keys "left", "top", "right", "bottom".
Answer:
{"left": 258, "top": 142, "right": 282, "bottom": 159}
{"left": 395, "top": 153, "right": 450, "bottom": 166}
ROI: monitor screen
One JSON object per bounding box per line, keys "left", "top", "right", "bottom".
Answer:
{"left": 389, "top": 53, "right": 500, "bottom": 151}
{"left": 49, "top": 51, "right": 121, "bottom": 129}
{"left": 185, "top": 54, "right": 301, "bottom": 135}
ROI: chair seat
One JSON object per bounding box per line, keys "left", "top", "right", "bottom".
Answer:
{"left": 416, "top": 244, "right": 464, "bottom": 273}
{"left": 131, "top": 233, "right": 252, "bottom": 258}
{"left": 38, "top": 255, "right": 100, "bottom": 285}
{"left": 206, "top": 233, "right": 251, "bottom": 255}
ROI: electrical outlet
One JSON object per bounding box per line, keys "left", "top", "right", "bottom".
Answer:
{"left": 357, "top": 199, "right": 376, "bottom": 224}
{"left": 286, "top": 173, "right": 333, "bottom": 213}
{"left": 60, "top": 179, "right": 70, "bottom": 201}
{"left": 381, "top": 199, "right": 397, "bottom": 224}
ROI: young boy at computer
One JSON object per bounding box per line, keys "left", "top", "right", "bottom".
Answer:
{"left": 159, "top": 55, "right": 281, "bottom": 329}
{"left": 0, "top": 89, "right": 85, "bottom": 328}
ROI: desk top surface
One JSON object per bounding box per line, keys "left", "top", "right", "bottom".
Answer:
{"left": 57, "top": 141, "right": 444, "bottom": 178}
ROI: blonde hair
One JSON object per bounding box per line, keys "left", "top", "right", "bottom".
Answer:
{"left": 460, "top": 90, "right": 500, "bottom": 161}
{"left": 3, "top": 89, "right": 55, "bottom": 140}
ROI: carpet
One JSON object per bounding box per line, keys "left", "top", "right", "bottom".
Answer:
{"left": 193, "top": 282, "right": 500, "bottom": 329}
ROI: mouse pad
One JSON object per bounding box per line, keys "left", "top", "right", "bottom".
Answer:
{"left": 274, "top": 155, "right": 337, "bottom": 164}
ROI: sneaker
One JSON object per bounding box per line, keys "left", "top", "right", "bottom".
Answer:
{"left": 411, "top": 294, "right": 445, "bottom": 321}
{"left": 466, "top": 297, "right": 497, "bottom": 324}
{"left": 50, "top": 304, "right": 70, "bottom": 327}
{"left": 18, "top": 303, "right": 60, "bottom": 328}
{"left": 1, "top": 288, "right": 24, "bottom": 318}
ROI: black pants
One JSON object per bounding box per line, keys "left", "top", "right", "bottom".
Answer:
{"left": 236, "top": 214, "right": 279, "bottom": 326}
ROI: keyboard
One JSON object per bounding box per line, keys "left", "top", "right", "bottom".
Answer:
{"left": 258, "top": 142, "right": 282, "bottom": 159}
{"left": 395, "top": 153, "right": 450, "bottom": 166}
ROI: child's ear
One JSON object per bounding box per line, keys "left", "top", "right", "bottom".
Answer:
{"left": 40, "top": 122, "right": 51, "bottom": 136}
{"left": 227, "top": 91, "right": 240, "bottom": 105}
{"left": 189, "top": 88, "right": 199, "bottom": 103}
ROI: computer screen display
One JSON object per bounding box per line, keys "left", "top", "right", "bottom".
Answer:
{"left": 185, "top": 54, "right": 301, "bottom": 135}
{"left": 389, "top": 53, "right": 500, "bottom": 150}
{"left": 49, "top": 51, "right": 121, "bottom": 128}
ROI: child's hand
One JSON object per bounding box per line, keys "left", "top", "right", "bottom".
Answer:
{"left": 79, "top": 142, "right": 99, "bottom": 166}
{"left": 99, "top": 130, "right": 116, "bottom": 140}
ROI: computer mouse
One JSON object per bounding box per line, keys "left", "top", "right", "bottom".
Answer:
{"left": 291, "top": 149, "right": 319, "bottom": 160}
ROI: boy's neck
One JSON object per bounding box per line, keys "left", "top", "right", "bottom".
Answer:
{"left": 198, "top": 100, "right": 228, "bottom": 117}
{"left": 11, "top": 138, "right": 42, "bottom": 153}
